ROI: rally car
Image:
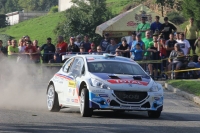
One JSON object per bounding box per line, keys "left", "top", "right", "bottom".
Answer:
{"left": 46, "top": 54, "right": 164, "bottom": 118}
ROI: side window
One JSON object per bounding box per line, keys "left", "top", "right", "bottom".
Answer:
{"left": 69, "top": 58, "right": 84, "bottom": 77}
{"left": 63, "top": 58, "right": 74, "bottom": 73}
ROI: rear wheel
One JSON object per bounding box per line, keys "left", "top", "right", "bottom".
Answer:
{"left": 80, "top": 88, "right": 93, "bottom": 117}
{"left": 148, "top": 111, "right": 161, "bottom": 118}
{"left": 47, "top": 84, "right": 60, "bottom": 112}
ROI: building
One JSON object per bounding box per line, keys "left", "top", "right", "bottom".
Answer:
{"left": 58, "top": 0, "right": 73, "bottom": 12}
{"left": 6, "top": 11, "right": 47, "bottom": 25}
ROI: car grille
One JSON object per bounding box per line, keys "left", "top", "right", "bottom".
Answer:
{"left": 113, "top": 91, "right": 148, "bottom": 102}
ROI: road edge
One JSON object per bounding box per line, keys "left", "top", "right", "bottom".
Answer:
{"left": 164, "top": 83, "right": 200, "bottom": 105}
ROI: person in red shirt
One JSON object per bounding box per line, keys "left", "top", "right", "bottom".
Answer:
{"left": 56, "top": 36, "right": 68, "bottom": 54}
{"left": 88, "top": 43, "right": 96, "bottom": 53}
{"left": 25, "top": 41, "right": 37, "bottom": 62}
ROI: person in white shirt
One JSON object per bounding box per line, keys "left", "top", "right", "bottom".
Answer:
{"left": 176, "top": 33, "right": 191, "bottom": 55}
{"left": 18, "top": 39, "right": 25, "bottom": 53}
{"left": 74, "top": 35, "right": 83, "bottom": 47}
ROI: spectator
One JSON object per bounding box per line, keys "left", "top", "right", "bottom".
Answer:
{"left": 184, "top": 17, "right": 198, "bottom": 54}
{"left": 131, "top": 33, "right": 145, "bottom": 50}
{"left": 115, "top": 51, "right": 122, "bottom": 56}
{"left": 128, "top": 31, "right": 136, "bottom": 48}
{"left": 142, "top": 31, "right": 153, "bottom": 57}
{"left": 130, "top": 43, "right": 143, "bottom": 61}
{"left": 116, "top": 37, "right": 130, "bottom": 58}
{"left": 18, "top": 39, "right": 26, "bottom": 53}
{"left": 136, "top": 15, "right": 150, "bottom": 39}
{"left": 25, "top": 41, "right": 37, "bottom": 62}
{"left": 88, "top": 43, "right": 96, "bottom": 53}
{"left": 79, "top": 46, "right": 86, "bottom": 54}
{"left": 194, "top": 56, "right": 200, "bottom": 78}
{"left": 194, "top": 36, "right": 200, "bottom": 56}
{"left": 96, "top": 45, "right": 103, "bottom": 55}
{"left": 159, "top": 37, "right": 167, "bottom": 57}
{"left": 168, "top": 43, "right": 185, "bottom": 79}
{"left": 105, "top": 38, "right": 119, "bottom": 54}
{"left": 40, "top": 38, "right": 55, "bottom": 63}
{"left": 177, "top": 33, "right": 191, "bottom": 55}
{"left": 147, "top": 34, "right": 160, "bottom": 79}
{"left": 75, "top": 35, "right": 83, "bottom": 47}
{"left": 7, "top": 39, "right": 11, "bottom": 46}
{"left": 81, "top": 35, "right": 91, "bottom": 52}
{"left": 161, "top": 17, "right": 177, "bottom": 40}
{"left": 165, "top": 33, "right": 177, "bottom": 57}
{"left": 100, "top": 33, "right": 110, "bottom": 51}
{"left": 175, "top": 32, "right": 180, "bottom": 41}
{"left": 150, "top": 16, "right": 162, "bottom": 34}
{"left": 33, "top": 40, "right": 41, "bottom": 63}
{"left": 0, "top": 40, "right": 7, "bottom": 56}
{"left": 49, "top": 54, "right": 59, "bottom": 63}
{"left": 57, "top": 36, "right": 68, "bottom": 54}
{"left": 8, "top": 39, "right": 19, "bottom": 59}
{"left": 67, "top": 37, "right": 80, "bottom": 53}
{"left": 24, "top": 35, "right": 31, "bottom": 43}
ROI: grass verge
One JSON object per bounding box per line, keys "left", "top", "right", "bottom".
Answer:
{"left": 167, "top": 80, "right": 200, "bottom": 97}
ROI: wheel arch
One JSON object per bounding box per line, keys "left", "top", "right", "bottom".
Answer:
{"left": 47, "top": 81, "right": 54, "bottom": 94}
{"left": 79, "top": 81, "right": 88, "bottom": 96}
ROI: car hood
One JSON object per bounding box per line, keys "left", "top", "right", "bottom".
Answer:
{"left": 90, "top": 73, "right": 153, "bottom": 91}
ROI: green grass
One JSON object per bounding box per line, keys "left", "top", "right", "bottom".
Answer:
{"left": 167, "top": 80, "right": 200, "bottom": 97}
{"left": 0, "top": 12, "right": 65, "bottom": 46}
{"left": 106, "top": 0, "right": 133, "bottom": 15}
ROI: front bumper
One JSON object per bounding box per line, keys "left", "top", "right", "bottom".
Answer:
{"left": 89, "top": 89, "right": 163, "bottom": 111}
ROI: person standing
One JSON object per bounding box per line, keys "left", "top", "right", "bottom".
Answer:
{"left": 67, "top": 37, "right": 80, "bottom": 53}
{"left": 165, "top": 33, "right": 177, "bottom": 57}
{"left": 40, "top": 38, "right": 55, "bottom": 63}
{"left": 88, "top": 43, "right": 97, "bottom": 53}
{"left": 100, "top": 33, "right": 110, "bottom": 51}
{"left": 105, "top": 38, "right": 119, "bottom": 54}
{"left": 194, "top": 37, "right": 200, "bottom": 57}
{"left": 8, "top": 40, "right": 19, "bottom": 59}
{"left": 0, "top": 40, "right": 7, "bottom": 56}
{"left": 177, "top": 33, "right": 191, "bottom": 55}
{"left": 161, "top": 17, "right": 177, "bottom": 40}
{"left": 142, "top": 31, "right": 153, "bottom": 58}
{"left": 184, "top": 17, "right": 198, "bottom": 54}
{"left": 128, "top": 32, "right": 136, "bottom": 48}
{"left": 136, "top": 16, "right": 150, "bottom": 39}
{"left": 74, "top": 35, "right": 83, "bottom": 47}
{"left": 81, "top": 35, "right": 91, "bottom": 52}
{"left": 116, "top": 37, "right": 130, "bottom": 58}
{"left": 150, "top": 16, "right": 162, "bottom": 34}
{"left": 25, "top": 41, "right": 37, "bottom": 62}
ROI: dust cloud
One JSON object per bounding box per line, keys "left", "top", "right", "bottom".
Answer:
{"left": 0, "top": 57, "right": 58, "bottom": 111}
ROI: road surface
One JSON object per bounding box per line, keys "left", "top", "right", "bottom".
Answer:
{"left": 0, "top": 83, "right": 200, "bottom": 133}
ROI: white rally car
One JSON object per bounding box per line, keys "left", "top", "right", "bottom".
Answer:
{"left": 46, "top": 54, "right": 164, "bottom": 118}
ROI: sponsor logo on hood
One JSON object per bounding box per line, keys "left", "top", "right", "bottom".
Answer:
{"left": 107, "top": 79, "right": 148, "bottom": 86}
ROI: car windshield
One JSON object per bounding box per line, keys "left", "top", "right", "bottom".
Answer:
{"left": 87, "top": 61, "right": 146, "bottom": 75}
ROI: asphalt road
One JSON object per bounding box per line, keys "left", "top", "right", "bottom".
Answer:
{"left": 0, "top": 83, "right": 200, "bottom": 133}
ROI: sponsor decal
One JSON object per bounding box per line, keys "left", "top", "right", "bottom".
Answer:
{"left": 91, "top": 90, "right": 106, "bottom": 93}
{"left": 74, "top": 99, "right": 78, "bottom": 103}
{"left": 95, "top": 94, "right": 99, "bottom": 97}
{"left": 120, "top": 105, "right": 140, "bottom": 110}
{"left": 68, "top": 81, "right": 76, "bottom": 88}
{"left": 127, "top": 21, "right": 137, "bottom": 26}
{"left": 92, "top": 98, "right": 102, "bottom": 102}
{"left": 99, "top": 94, "right": 108, "bottom": 97}
{"left": 66, "top": 98, "right": 70, "bottom": 102}
{"left": 68, "top": 88, "right": 72, "bottom": 93}
{"left": 107, "top": 79, "right": 148, "bottom": 86}
{"left": 73, "top": 89, "right": 75, "bottom": 96}
{"left": 71, "top": 99, "right": 74, "bottom": 102}
{"left": 107, "top": 99, "right": 110, "bottom": 103}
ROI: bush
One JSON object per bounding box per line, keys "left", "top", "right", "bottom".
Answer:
{"left": 0, "top": 34, "right": 13, "bottom": 46}
{"left": 49, "top": 6, "right": 58, "bottom": 14}
{"left": 167, "top": 11, "right": 185, "bottom": 25}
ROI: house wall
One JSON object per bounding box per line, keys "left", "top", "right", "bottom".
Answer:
{"left": 58, "top": 0, "right": 73, "bottom": 12}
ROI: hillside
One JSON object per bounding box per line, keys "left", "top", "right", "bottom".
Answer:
{"left": 0, "top": 12, "right": 65, "bottom": 45}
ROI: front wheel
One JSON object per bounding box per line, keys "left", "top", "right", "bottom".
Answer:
{"left": 148, "top": 111, "right": 161, "bottom": 118}
{"left": 47, "top": 84, "right": 60, "bottom": 112}
{"left": 80, "top": 88, "right": 93, "bottom": 117}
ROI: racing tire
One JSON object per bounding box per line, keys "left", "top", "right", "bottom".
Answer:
{"left": 47, "top": 84, "right": 61, "bottom": 112}
{"left": 80, "top": 88, "right": 93, "bottom": 117}
{"left": 113, "top": 110, "right": 125, "bottom": 113}
{"left": 148, "top": 111, "right": 161, "bottom": 118}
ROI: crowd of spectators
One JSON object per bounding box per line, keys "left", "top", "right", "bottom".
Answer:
{"left": 0, "top": 16, "right": 200, "bottom": 79}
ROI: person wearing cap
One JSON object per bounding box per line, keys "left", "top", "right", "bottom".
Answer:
{"left": 88, "top": 43, "right": 96, "bottom": 53}
{"left": 79, "top": 46, "right": 86, "bottom": 54}
{"left": 40, "top": 38, "right": 55, "bottom": 63}
{"left": 136, "top": 16, "right": 150, "bottom": 39}
{"left": 184, "top": 17, "right": 199, "bottom": 54}
{"left": 165, "top": 33, "right": 177, "bottom": 57}
{"left": 128, "top": 31, "right": 137, "bottom": 48}
{"left": 100, "top": 33, "right": 110, "bottom": 51}
{"left": 105, "top": 38, "right": 119, "bottom": 54}
{"left": 176, "top": 33, "right": 191, "bottom": 55}
{"left": 168, "top": 43, "right": 185, "bottom": 79}
{"left": 67, "top": 37, "right": 80, "bottom": 53}
{"left": 80, "top": 35, "right": 91, "bottom": 52}
{"left": 161, "top": 17, "right": 177, "bottom": 40}
{"left": 75, "top": 35, "right": 83, "bottom": 47}
{"left": 116, "top": 37, "right": 130, "bottom": 58}
{"left": 150, "top": 16, "right": 162, "bottom": 34}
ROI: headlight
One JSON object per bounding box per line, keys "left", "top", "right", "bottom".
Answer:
{"left": 90, "top": 78, "right": 110, "bottom": 89}
{"left": 149, "top": 83, "right": 160, "bottom": 92}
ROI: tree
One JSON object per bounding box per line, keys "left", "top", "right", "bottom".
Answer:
{"left": 54, "top": 0, "right": 113, "bottom": 44}
{"left": 182, "top": 0, "right": 200, "bottom": 28}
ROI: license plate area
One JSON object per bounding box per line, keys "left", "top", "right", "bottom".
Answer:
{"left": 120, "top": 105, "right": 141, "bottom": 110}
